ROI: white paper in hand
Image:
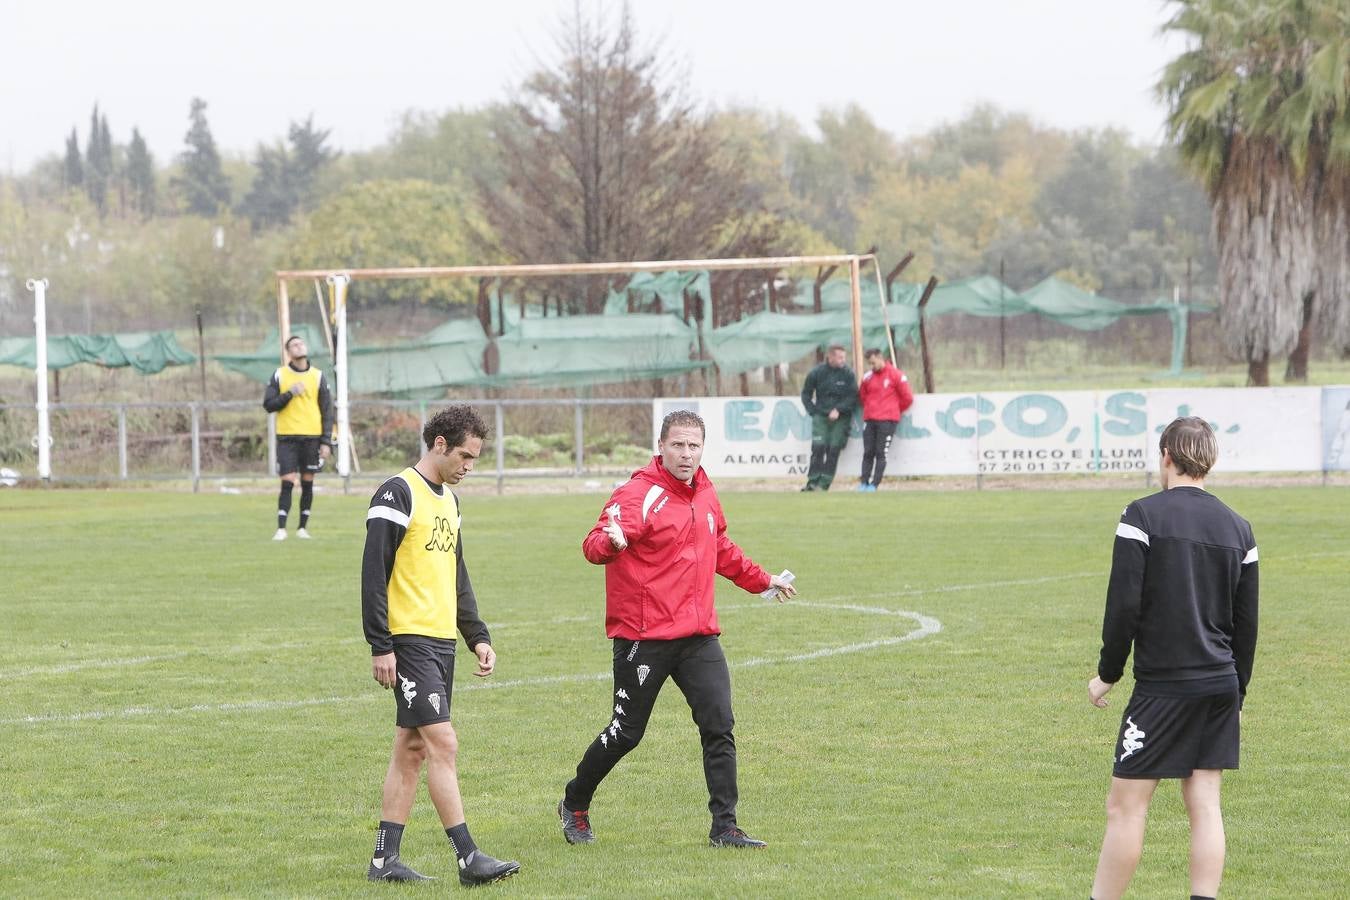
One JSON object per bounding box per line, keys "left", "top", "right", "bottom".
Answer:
{"left": 761, "top": 569, "right": 794, "bottom": 601}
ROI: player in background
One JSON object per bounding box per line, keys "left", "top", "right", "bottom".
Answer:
{"left": 361, "top": 405, "right": 519, "bottom": 886}
{"left": 799, "top": 344, "right": 858, "bottom": 491}
{"left": 856, "top": 347, "right": 914, "bottom": 491}
{"left": 262, "top": 335, "right": 333, "bottom": 540}
{"left": 1087, "top": 416, "right": 1259, "bottom": 900}
{"left": 557, "top": 410, "right": 797, "bottom": 849}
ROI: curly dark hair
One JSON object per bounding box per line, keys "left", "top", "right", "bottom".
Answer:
{"left": 423, "top": 405, "right": 488, "bottom": 452}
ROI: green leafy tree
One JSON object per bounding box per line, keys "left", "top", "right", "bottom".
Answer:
{"left": 1160, "top": 0, "right": 1350, "bottom": 383}
{"left": 287, "top": 115, "right": 337, "bottom": 209}
{"left": 240, "top": 117, "right": 336, "bottom": 230}
{"left": 786, "top": 104, "right": 900, "bottom": 249}
{"left": 62, "top": 129, "right": 83, "bottom": 190}
{"left": 173, "top": 98, "right": 231, "bottom": 217}
{"left": 126, "top": 128, "right": 157, "bottom": 219}
{"left": 239, "top": 142, "right": 295, "bottom": 230}
{"left": 905, "top": 103, "right": 1070, "bottom": 184}
{"left": 282, "top": 179, "right": 488, "bottom": 308}
{"left": 1036, "top": 130, "right": 1138, "bottom": 245}
{"left": 84, "top": 106, "right": 113, "bottom": 217}
{"left": 354, "top": 107, "right": 506, "bottom": 197}
{"left": 856, "top": 156, "right": 1038, "bottom": 280}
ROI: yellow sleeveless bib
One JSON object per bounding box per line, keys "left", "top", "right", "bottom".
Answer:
{"left": 387, "top": 468, "right": 460, "bottom": 639}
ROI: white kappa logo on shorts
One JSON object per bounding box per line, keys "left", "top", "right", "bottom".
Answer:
{"left": 1119, "top": 715, "right": 1146, "bottom": 760}
{"left": 399, "top": 673, "right": 417, "bottom": 709}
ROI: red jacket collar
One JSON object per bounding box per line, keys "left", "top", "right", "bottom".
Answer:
{"left": 636, "top": 456, "right": 708, "bottom": 497}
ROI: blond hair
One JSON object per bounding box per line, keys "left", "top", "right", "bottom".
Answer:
{"left": 1159, "top": 416, "right": 1216, "bottom": 478}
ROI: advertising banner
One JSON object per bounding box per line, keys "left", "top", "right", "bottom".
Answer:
{"left": 655, "top": 386, "right": 1341, "bottom": 478}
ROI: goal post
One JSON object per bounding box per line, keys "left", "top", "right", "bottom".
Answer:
{"left": 275, "top": 253, "right": 878, "bottom": 482}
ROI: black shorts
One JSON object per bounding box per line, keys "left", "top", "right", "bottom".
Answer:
{"left": 1112, "top": 690, "right": 1240, "bottom": 779}
{"left": 277, "top": 436, "right": 323, "bottom": 476}
{"left": 392, "top": 637, "right": 456, "bottom": 728}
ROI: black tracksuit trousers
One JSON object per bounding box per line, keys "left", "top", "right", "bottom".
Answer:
{"left": 860, "top": 419, "right": 898, "bottom": 486}
{"left": 564, "top": 634, "right": 739, "bottom": 835}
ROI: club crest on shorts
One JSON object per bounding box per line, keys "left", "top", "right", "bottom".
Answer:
{"left": 428, "top": 692, "right": 441, "bottom": 714}
{"left": 1119, "top": 715, "right": 1146, "bottom": 760}
{"left": 637, "top": 664, "right": 650, "bottom": 686}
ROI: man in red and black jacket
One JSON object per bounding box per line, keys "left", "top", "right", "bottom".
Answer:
{"left": 856, "top": 348, "right": 914, "bottom": 491}
{"left": 556, "top": 410, "right": 796, "bottom": 850}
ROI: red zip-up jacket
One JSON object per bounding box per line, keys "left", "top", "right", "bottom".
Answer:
{"left": 582, "top": 457, "right": 772, "bottom": 640}
{"left": 858, "top": 362, "right": 914, "bottom": 422}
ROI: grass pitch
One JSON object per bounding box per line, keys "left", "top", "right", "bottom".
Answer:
{"left": 0, "top": 485, "right": 1345, "bottom": 898}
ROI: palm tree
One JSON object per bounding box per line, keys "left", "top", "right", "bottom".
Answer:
{"left": 1159, "top": 0, "right": 1350, "bottom": 384}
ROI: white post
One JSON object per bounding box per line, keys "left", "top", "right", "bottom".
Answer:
{"left": 26, "top": 278, "right": 51, "bottom": 480}
{"left": 326, "top": 274, "right": 352, "bottom": 479}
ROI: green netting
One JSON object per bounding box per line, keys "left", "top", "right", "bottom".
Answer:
{"left": 215, "top": 321, "right": 488, "bottom": 397}
{"left": 706, "top": 306, "right": 919, "bottom": 376}
{"left": 1018, "top": 277, "right": 1135, "bottom": 330}
{"left": 0, "top": 331, "right": 196, "bottom": 374}
{"left": 606, "top": 270, "right": 711, "bottom": 316}
{"left": 920, "top": 275, "right": 1030, "bottom": 317}
{"left": 214, "top": 324, "right": 334, "bottom": 383}
{"left": 209, "top": 271, "right": 1215, "bottom": 395}
{"left": 479, "top": 313, "right": 706, "bottom": 388}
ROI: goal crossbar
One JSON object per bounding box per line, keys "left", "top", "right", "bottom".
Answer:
{"left": 275, "top": 254, "right": 879, "bottom": 484}
{"left": 275, "top": 253, "right": 875, "bottom": 283}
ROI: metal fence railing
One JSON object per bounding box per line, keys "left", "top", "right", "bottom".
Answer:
{"left": 0, "top": 398, "right": 654, "bottom": 493}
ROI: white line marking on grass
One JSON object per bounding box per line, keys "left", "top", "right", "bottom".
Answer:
{"left": 13, "top": 554, "right": 1338, "bottom": 679}
{"left": 3, "top": 599, "right": 942, "bottom": 725}
{"left": 0, "top": 638, "right": 367, "bottom": 679}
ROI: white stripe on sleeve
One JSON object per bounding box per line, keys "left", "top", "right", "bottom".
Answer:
{"left": 367, "top": 506, "right": 410, "bottom": 528}
{"left": 641, "top": 485, "right": 665, "bottom": 523}
{"left": 1242, "top": 546, "right": 1258, "bottom": 565}
{"left": 1115, "top": 522, "right": 1149, "bottom": 545}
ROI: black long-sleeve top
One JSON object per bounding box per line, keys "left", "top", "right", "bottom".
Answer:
{"left": 361, "top": 472, "right": 491, "bottom": 655}
{"left": 1098, "top": 485, "right": 1259, "bottom": 703}
{"left": 262, "top": 361, "right": 335, "bottom": 442}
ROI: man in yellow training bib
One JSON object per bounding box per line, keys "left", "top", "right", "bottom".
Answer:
{"left": 360, "top": 405, "right": 520, "bottom": 887}
{"left": 262, "top": 335, "right": 333, "bottom": 540}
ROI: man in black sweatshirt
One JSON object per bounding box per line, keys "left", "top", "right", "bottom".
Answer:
{"left": 1087, "top": 416, "right": 1258, "bottom": 900}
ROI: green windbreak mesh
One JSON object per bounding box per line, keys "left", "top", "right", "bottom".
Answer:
{"left": 1008, "top": 277, "right": 1210, "bottom": 330}
{"left": 480, "top": 313, "right": 706, "bottom": 388}
{"left": 214, "top": 325, "right": 334, "bottom": 383}
{"left": 706, "top": 306, "right": 920, "bottom": 376}
{"left": 208, "top": 272, "right": 1213, "bottom": 395}
{"left": 921, "top": 276, "right": 1029, "bottom": 317}
{"left": 215, "top": 322, "right": 487, "bottom": 396}
{"left": 0, "top": 331, "right": 196, "bottom": 374}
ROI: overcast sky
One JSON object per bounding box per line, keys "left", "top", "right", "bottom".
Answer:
{"left": 0, "top": 0, "right": 1187, "bottom": 174}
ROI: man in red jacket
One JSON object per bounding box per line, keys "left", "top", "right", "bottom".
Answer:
{"left": 557, "top": 409, "right": 797, "bottom": 849}
{"left": 856, "top": 348, "right": 914, "bottom": 492}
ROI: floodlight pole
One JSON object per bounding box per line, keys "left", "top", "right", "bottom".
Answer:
{"left": 26, "top": 279, "right": 51, "bottom": 480}
{"left": 326, "top": 274, "right": 352, "bottom": 483}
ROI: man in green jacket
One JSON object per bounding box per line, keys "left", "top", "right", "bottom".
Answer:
{"left": 799, "top": 344, "right": 858, "bottom": 491}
